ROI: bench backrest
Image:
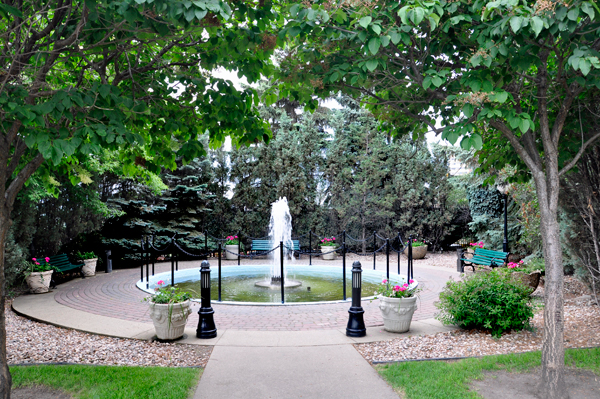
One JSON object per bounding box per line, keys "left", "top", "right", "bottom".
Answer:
{"left": 37, "top": 254, "right": 83, "bottom": 272}
{"left": 251, "top": 240, "right": 300, "bottom": 251}
{"left": 471, "top": 248, "right": 509, "bottom": 267}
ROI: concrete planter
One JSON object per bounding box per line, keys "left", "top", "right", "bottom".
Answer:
{"left": 82, "top": 258, "right": 98, "bottom": 276}
{"left": 378, "top": 295, "right": 418, "bottom": 333}
{"left": 149, "top": 300, "right": 192, "bottom": 340}
{"left": 25, "top": 270, "right": 54, "bottom": 294}
{"left": 225, "top": 244, "right": 239, "bottom": 260}
{"left": 404, "top": 245, "right": 427, "bottom": 259}
{"left": 320, "top": 246, "right": 338, "bottom": 260}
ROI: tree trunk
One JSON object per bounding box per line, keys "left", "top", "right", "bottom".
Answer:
{"left": 533, "top": 175, "right": 569, "bottom": 399}
{"left": 0, "top": 208, "right": 12, "bottom": 399}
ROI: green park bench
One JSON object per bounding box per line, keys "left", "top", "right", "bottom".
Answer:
{"left": 457, "top": 248, "right": 509, "bottom": 273}
{"left": 37, "top": 254, "right": 85, "bottom": 287}
{"left": 251, "top": 240, "right": 301, "bottom": 258}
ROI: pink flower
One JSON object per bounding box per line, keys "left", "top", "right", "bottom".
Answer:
{"left": 409, "top": 279, "right": 414, "bottom": 284}
{"left": 399, "top": 286, "right": 407, "bottom": 291}
{"left": 332, "top": 237, "right": 335, "bottom": 240}
{"left": 35, "top": 262, "right": 40, "bottom": 265}
{"left": 234, "top": 235, "right": 238, "bottom": 239}
{"left": 45, "top": 257, "right": 50, "bottom": 262}
{"left": 382, "top": 279, "right": 388, "bottom": 284}
{"left": 519, "top": 260, "right": 524, "bottom": 264}
{"left": 157, "top": 280, "right": 165, "bottom": 286}
{"left": 393, "top": 285, "right": 400, "bottom": 291}
{"left": 32, "top": 258, "right": 36, "bottom": 261}
{"left": 403, "top": 283, "right": 409, "bottom": 287}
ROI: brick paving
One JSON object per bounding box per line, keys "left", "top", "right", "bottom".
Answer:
{"left": 54, "top": 254, "right": 458, "bottom": 331}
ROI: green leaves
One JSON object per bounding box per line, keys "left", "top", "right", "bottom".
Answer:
{"left": 365, "top": 59, "right": 378, "bottom": 72}
{"left": 368, "top": 37, "right": 380, "bottom": 55}
{"left": 531, "top": 16, "right": 544, "bottom": 37}
{"left": 510, "top": 16, "right": 523, "bottom": 33}
{"left": 359, "top": 16, "right": 372, "bottom": 28}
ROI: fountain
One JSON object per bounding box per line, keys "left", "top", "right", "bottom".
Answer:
{"left": 255, "top": 197, "right": 302, "bottom": 289}
{"left": 137, "top": 200, "right": 416, "bottom": 304}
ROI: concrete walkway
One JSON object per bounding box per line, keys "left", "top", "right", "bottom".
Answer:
{"left": 12, "top": 256, "right": 461, "bottom": 398}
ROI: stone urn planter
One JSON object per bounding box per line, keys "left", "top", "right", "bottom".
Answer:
{"left": 149, "top": 300, "right": 192, "bottom": 340}
{"left": 25, "top": 270, "right": 54, "bottom": 294}
{"left": 82, "top": 258, "right": 98, "bottom": 277}
{"left": 404, "top": 245, "right": 427, "bottom": 259}
{"left": 225, "top": 244, "right": 239, "bottom": 260}
{"left": 378, "top": 295, "right": 418, "bottom": 333}
{"left": 320, "top": 246, "right": 338, "bottom": 260}
{"left": 512, "top": 271, "right": 542, "bottom": 293}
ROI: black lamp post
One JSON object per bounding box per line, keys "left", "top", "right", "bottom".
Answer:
{"left": 196, "top": 260, "right": 217, "bottom": 339}
{"left": 346, "top": 261, "right": 366, "bottom": 337}
{"left": 498, "top": 185, "right": 509, "bottom": 253}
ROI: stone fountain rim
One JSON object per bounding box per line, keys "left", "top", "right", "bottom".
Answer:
{"left": 136, "top": 264, "right": 418, "bottom": 307}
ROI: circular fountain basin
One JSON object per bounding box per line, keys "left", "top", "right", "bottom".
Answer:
{"left": 137, "top": 265, "right": 418, "bottom": 305}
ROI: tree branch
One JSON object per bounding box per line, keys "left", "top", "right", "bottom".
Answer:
{"left": 5, "top": 153, "right": 44, "bottom": 209}
{"left": 559, "top": 131, "right": 600, "bottom": 177}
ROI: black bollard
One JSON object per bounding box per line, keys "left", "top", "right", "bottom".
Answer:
{"left": 346, "top": 261, "right": 366, "bottom": 337}
{"left": 457, "top": 247, "right": 464, "bottom": 273}
{"left": 197, "top": 260, "right": 217, "bottom": 339}
{"left": 105, "top": 250, "right": 112, "bottom": 273}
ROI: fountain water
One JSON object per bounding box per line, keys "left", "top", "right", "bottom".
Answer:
{"left": 255, "top": 197, "right": 301, "bottom": 288}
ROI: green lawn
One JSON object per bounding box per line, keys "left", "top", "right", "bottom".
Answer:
{"left": 376, "top": 347, "right": 600, "bottom": 399}
{"left": 10, "top": 365, "right": 201, "bottom": 399}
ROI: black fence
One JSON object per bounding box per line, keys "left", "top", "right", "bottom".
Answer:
{"left": 136, "top": 231, "right": 416, "bottom": 304}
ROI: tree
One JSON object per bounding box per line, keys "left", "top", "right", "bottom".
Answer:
{"left": 228, "top": 100, "right": 329, "bottom": 238}
{"left": 326, "top": 97, "right": 452, "bottom": 250}
{"left": 278, "top": 0, "right": 600, "bottom": 397}
{"left": 0, "top": 0, "right": 276, "bottom": 396}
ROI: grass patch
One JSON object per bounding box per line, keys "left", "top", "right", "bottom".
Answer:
{"left": 10, "top": 365, "right": 201, "bottom": 399}
{"left": 376, "top": 347, "right": 600, "bottom": 399}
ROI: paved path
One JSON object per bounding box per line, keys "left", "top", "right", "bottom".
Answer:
{"left": 12, "top": 254, "right": 461, "bottom": 399}
{"left": 49, "top": 257, "right": 457, "bottom": 331}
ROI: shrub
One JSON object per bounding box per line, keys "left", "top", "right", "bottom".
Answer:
{"left": 435, "top": 269, "right": 534, "bottom": 337}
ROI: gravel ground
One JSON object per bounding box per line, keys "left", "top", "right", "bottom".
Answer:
{"left": 355, "top": 276, "right": 600, "bottom": 363}
{"left": 6, "top": 303, "right": 212, "bottom": 368}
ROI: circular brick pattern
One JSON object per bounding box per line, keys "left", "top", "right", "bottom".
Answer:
{"left": 54, "top": 257, "right": 455, "bottom": 331}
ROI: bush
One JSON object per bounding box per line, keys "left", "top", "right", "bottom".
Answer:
{"left": 435, "top": 269, "right": 534, "bottom": 337}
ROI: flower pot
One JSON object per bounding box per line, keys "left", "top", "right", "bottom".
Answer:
{"left": 25, "top": 270, "right": 54, "bottom": 294}
{"left": 321, "top": 246, "right": 338, "bottom": 260}
{"left": 404, "top": 245, "right": 427, "bottom": 259}
{"left": 82, "top": 258, "right": 98, "bottom": 276}
{"left": 225, "top": 244, "right": 239, "bottom": 260}
{"left": 149, "top": 300, "right": 192, "bottom": 340}
{"left": 512, "top": 271, "right": 542, "bottom": 293}
{"left": 378, "top": 295, "right": 418, "bottom": 333}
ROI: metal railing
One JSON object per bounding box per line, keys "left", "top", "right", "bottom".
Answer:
{"left": 136, "top": 230, "right": 417, "bottom": 304}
